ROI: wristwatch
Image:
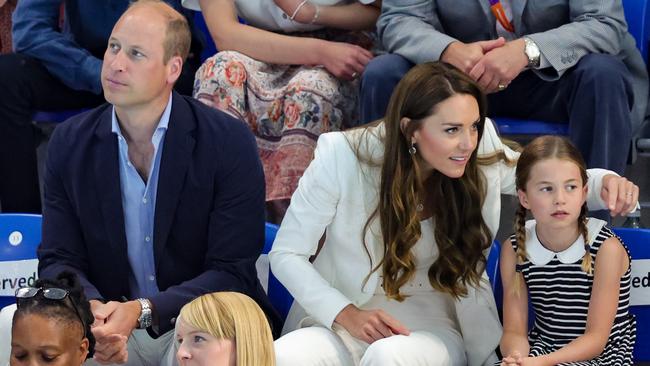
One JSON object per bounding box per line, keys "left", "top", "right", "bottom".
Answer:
{"left": 523, "top": 37, "right": 541, "bottom": 69}
{"left": 136, "top": 298, "right": 152, "bottom": 329}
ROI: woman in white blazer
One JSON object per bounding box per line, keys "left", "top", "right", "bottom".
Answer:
{"left": 269, "top": 62, "right": 639, "bottom": 366}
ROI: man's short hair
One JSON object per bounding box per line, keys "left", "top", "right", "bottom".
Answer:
{"left": 131, "top": 0, "right": 191, "bottom": 64}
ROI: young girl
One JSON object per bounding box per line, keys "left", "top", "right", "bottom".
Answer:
{"left": 175, "top": 292, "right": 275, "bottom": 366}
{"left": 498, "top": 135, "right": 636, "bottom": 366}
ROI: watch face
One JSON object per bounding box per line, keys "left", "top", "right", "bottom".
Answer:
{"left": 525, "top": 39, "right": 541, "bottom": 67}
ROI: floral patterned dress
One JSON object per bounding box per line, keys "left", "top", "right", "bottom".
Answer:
{"left": 193, "top": 29, "right": 374, "bottom": 202}
{"left": 0, "top": 0, "right": 17, "bottom": 54}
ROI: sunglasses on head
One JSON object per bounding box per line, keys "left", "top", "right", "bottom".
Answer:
{"left": 15, "top": 287, "right": 87, "bottom": 338}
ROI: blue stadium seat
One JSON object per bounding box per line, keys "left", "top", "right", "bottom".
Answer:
{"left": 613, "top": 227, "right": 650, "bottom": 361}
{"left": 261, "top": 222, "right": 294, "bottom": 320}
{"left": 193, "top": 11, "right": 218, "bottom": 62}
{"left": 0, "top": 214, "right": 41, "bottom": 309}
{"left": 623, "top": 0, "right": 650, "bottom": 63}
{"left": 486, "top": 240, "right": 502, "bottom": 310}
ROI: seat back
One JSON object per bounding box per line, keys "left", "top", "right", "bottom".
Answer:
{"left": 613, "top": 227, "right": 650, "bottom": 361}
{"left": 0, "top": 214, "right": 41, "bottom": 309}
{"left": 193, "top": 11, "right": 217, "bottom": 62}
{"left": 486, "top": 240, "right": 502, "bottom": 310}
{"left": 256, "top": 223, "right": 294, "bottom": 321}
{"left": 623, "top": 0, "right": 650, "bottom": 63}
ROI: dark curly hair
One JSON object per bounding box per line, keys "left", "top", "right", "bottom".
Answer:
{"left": 13, "top": 271, "right": 95, "bottom": 358}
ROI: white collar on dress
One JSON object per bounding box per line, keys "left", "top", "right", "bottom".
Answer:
{"left": 524, "top": 218, "right": 607, "bottom": 265}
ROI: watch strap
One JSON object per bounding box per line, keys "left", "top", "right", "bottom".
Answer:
{"left": 136, "top": 298, "right": 152, "bottom": 329}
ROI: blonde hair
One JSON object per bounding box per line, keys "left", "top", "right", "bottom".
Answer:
{"left": 129, "top": 0, "right": 191, "bottom": 63}
{"left": 178, "top": 292, "right": 275, "bottom": 366}
{"left": 513, "top": 136, "right": 592, "bottom": 294}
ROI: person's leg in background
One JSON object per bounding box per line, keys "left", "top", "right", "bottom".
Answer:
{"left": 359, "top": 53, "right": 414, "bottom": 124}
{"left": 0, "top": 54, "right": 105, "bottom": 213}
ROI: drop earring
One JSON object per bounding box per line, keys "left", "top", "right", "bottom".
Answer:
{"left": 408, "top": 143, "right": 417, "bottom": 155}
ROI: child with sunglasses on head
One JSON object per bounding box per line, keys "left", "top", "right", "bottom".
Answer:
{"left": 10, "top": 271, "right": 95, "bottom": 366}
{"left": 498, "top": 136, "right": 636, "bottom": 366}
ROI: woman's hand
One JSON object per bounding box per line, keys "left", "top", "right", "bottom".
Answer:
{"left": 319, "top": 41, "right": 373, "bottom": 80}
{"left": 334, "top": 304, "right": 410, "bottom": 344}
{"left": 600, "top": 174, "right": 639, "bottom": 216}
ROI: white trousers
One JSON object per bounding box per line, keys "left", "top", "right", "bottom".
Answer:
{"left": 0, "top": 304, "right": 177, "bottom": 366}
{"left": 274, "top": 324, "right": 467, "bottom": 366}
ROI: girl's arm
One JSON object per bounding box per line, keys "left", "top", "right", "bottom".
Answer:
{"left": 530, "top": 237, "right": 629, "bottom": 366}
{"left": 199, "top": 0, "right": 373, "bottom": 79}
{"left": 499, "top": 240, "right": 531, "bottom": 359}
{"left": 274, "top": 0, "right": 381, "bottom": 31}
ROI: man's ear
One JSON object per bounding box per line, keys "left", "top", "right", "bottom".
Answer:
{"left": 517, "top": 189, "right": 531, "bottom": 210}
{"left": 167, "top": 55, "right": 183, "bottom": 85}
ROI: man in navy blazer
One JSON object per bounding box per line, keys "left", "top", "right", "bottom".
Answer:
{"left": 36, "top": 1, "right": 280, "bottom": 365}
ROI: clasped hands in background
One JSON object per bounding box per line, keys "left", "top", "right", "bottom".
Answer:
{"left": 442, "top": 36, "right": 528, "bottom": 93}
{"left": 88, "top": 299, "right": 142, "bottom": 364}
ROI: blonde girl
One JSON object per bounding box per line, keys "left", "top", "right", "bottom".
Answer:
{"left": 499, "top": 136, "right": 636, "bottom": 366}
{"left": 175, "top": 292, "right": 275, "bottom": 366}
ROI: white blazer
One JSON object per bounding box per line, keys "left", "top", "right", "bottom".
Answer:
{"left": 269, "top": 119, "right": 612, "bottom": 366}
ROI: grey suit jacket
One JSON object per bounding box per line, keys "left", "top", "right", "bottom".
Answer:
{"left": 378, "top": 0, "right": 649, "bottom": 135}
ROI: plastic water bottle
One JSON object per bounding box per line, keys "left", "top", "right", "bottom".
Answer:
{"left": 622, "top": 210, "right": 642, "bottom": 228}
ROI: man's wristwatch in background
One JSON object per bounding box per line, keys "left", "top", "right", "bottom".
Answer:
{"left": 136, "top": 298, "right": 152, "bottom": 329}
{"left": 523, "top": 37, "right": 541, "bottom": 69}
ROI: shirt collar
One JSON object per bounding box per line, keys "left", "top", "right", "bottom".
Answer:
{"left": 525, "top": 217, "right": 607, "bottom": 265}
{"left": 111, "top": 93, "right": 172, "bottom": 138}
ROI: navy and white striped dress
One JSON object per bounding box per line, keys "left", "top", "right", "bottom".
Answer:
{"left": 511, "top": 218, "right": 636, "bottom": 365}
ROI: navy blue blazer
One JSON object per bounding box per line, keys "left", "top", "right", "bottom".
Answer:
{"left": 38, "top": 92, "right": 281, "bottom": 335}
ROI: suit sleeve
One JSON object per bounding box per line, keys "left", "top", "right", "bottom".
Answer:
{"left": 12, "top": 0, "right": 103, "bottom": 93}
{"left": 38, "top": 125, "right": 103, "bottom": 300}
{"left": 526, "top": 0, "right": 628, "bottom": 80}
{"left": 377, "top": 0, "right": 457, "bottom": 63}
{"left": 148, "top": 119, "right": 267, "bottom": 334}
{"left": 269, "top": 133, "right": 354, "bottom": 329}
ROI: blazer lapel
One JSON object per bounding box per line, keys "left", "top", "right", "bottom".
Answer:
{"left": 510, "top": 0, "right": 528, "bottom": 36}
{"left": 153, "top": 92, "right": 196, "bottom": 268}
{"left": 359, "top": 125, "right": 386, "bottom": 288}
{"left": 93, "top": 108, "right": 129, "bottom": 269}
{"left": 477, "top": 0, "right": 497, "bottom": 34}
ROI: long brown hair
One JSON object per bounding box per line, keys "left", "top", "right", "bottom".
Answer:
{"left": 513, "top": 136, "right": 592, "bottom": 293}
{"left": 355, "top": 62, "right": 503, "bottom": 300}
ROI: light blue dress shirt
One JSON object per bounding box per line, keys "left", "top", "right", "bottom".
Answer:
{"left": 111, "top": 95, "right": 172, "bottom": 299}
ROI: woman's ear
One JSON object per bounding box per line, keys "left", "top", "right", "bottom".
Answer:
{"left": 400, "top": 117, "right": 417, "bottom": 144}
{"left": 78, "top": 338, "right": 89, "bottom": 363}
{"left": 399, "top": 117, "right": 410, "bottom": 135}
{"left": 517, "top": 189, "right": 530, "bottom": 210}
